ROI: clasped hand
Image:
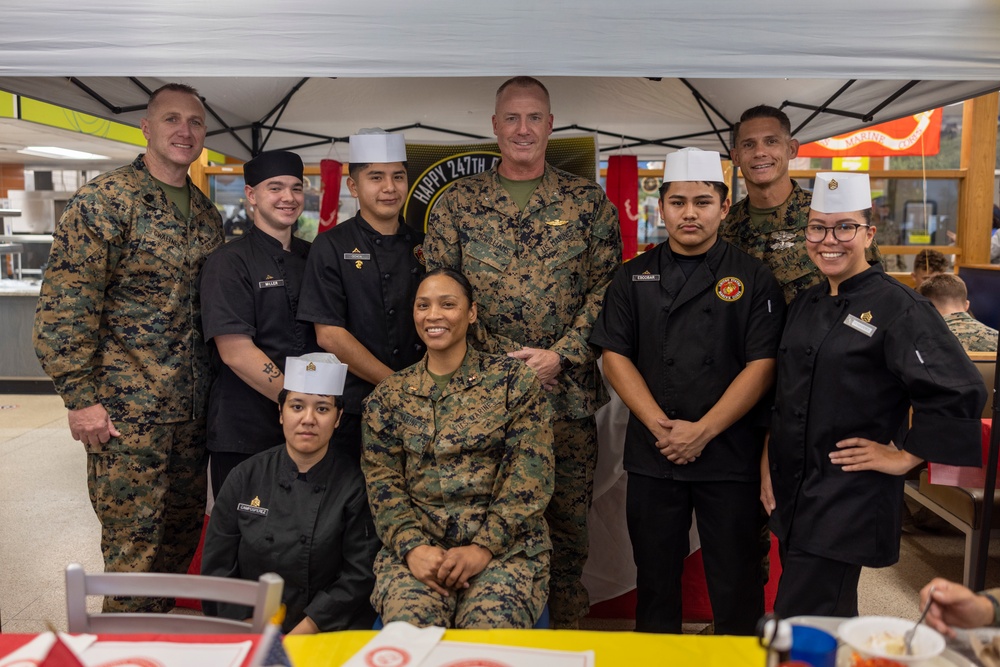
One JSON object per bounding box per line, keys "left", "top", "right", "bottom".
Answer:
{"left": 405, "top": 544, "right": 493, "bottom": 597}
{"left": 653, "top": 417, "right": 710, "bottom": 465}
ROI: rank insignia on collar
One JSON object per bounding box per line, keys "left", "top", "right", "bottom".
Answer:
{"left": 769, "top": 230, "right": 796, "bottom": 251}
{"left": 306, "top": 362, "right": 317, "bottom": 371}
{"left": 860, "top": 311, "right": 873, "bottom": 323}
{"left": 716, "top": 277, "right": 745, "bottom": 302}
{"left": 828, "top": 179, "right": 839, "bottom": 190}
{"left": 467, "top": 374, "right": 478, "bottom": 383}
{"left": 250, "top": 496, "right": 261, "bottom": 507}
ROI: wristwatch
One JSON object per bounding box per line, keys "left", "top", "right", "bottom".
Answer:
{"left": 980, "top": 591, "right": 1000, "bottom": 627}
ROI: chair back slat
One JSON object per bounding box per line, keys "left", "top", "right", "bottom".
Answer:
{"left": 65, "top": 563, "right": 283, "bottom": 634}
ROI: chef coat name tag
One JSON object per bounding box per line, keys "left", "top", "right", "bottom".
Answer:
{"left": 258, "top": 279, "right": 285, "bottom": 289}
{"left": 343, "top": 252, "right": 371, "bottom": 261}
{"left": 632, "top": 273, "right": 660, "bottom": 282}
{"left": 843, "top": 314, "right": 876, "bottom": 337}
{"left": 238, "top": 499, "right": 268, "bottom": 516}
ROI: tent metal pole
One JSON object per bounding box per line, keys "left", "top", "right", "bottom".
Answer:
{"left": 862, "top": 81, "right": 921, "bottom": 121}
{"left": 386, "top": 123, "right": 488, "bottom": 141}
{"left": 260, "top": 78, "right": 310, "bottom": 150}
{"left": 789, "top": 80, "right": 857, "bottom": 136}
{"left": 678, "top": 79, "right": 732, "bottom": 151}
{"left": 67, "top": 78, "right": 146, "bottom": 114}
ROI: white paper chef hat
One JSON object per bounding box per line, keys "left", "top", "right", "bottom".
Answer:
{"left": 662, "top": 147, "right": 724, "bottom": 183}
{"left": 810, "top": 172, "right": 872, "bottom": 213}
{"left": 284, "top": 353, "right": 348, "bottom": 396}
{"left": 349, "top": 128, "right": 407, "bottom": 163}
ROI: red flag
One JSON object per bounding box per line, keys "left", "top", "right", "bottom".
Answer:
{"left": 318, "top": 159, "right": 343, "bottom": 234}
{"left": 797, "top": 109, "right": 942, "bottom": 158}
{"left": 606, "top": 155, "right": 639, "bottom": 260}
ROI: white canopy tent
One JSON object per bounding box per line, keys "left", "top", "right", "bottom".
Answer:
{"left": 1, "top": 0, "right": 999, "bottom": 161}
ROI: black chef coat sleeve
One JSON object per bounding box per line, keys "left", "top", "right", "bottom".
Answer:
{"left": 889, "top": 301, "right": 986, "bottom": 466}
{"left": 200, "top": 468, "right": 253, "bottom": 621}
{"left": 201, "top": 247, "right": 257, "bottom": 340}
{"left": 589, "top": 266, "right": 635, "bottom": 358}
{"left": 743, "top": 264, "right": 786, "bottom": 362}
{"left": 302, "top": 478, "right": 380, "bottom": 631}
{"left": 298, "top": 235, "right": 348, "bottom": 327}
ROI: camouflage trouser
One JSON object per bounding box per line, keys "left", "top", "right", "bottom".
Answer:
{"left": 547, "top": 415, "right": 598, "bottom": 627}
{"left": 373, "top": 547, "right": 549, "bottom": 628}
{"left": 86, "top": 419, "right": 207, "bottom": 613}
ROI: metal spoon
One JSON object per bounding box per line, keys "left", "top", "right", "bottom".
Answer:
{"left": 905, "top": 585, "right": 936, "bottom": 655}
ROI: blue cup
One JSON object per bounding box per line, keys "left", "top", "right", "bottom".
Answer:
{"left": 789, "top": 625, "right": 838, "bottom": 667}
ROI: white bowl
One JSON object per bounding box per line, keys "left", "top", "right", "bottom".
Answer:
{"left": 838, "top": 616, "right": 945, "bottom": 664}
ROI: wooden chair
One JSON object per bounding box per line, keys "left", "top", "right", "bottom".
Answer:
{"left": 902, "top": 351, "right": 998, "bottom": 586}
{"left": 65, "top": 563, "right": 283, "bottom": 634}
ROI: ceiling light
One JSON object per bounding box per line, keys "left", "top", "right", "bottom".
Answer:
{"left": 17, "top": 146, "right": 109, "bottom": 160}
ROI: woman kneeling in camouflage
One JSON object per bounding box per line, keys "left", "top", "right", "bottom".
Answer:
{"left": 362, "top": 267, "right": 555, "bottom": 628}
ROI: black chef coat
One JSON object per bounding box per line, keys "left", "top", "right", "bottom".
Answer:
{"left": 591, "top": 237, "right": 785, "bottom": 481}
{"left": 201, "top": 444, "right": 379, "bottom": 632}
{"left": 297, "top": 214, "right": 425, "bottom": 414}
{"left": 201, "top": 226, "right": 319, "bottom": 455}
{"left": 769, "top": 265, "right": 986, "bottom": 567}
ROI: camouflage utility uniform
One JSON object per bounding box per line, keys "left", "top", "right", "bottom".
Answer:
{"left": 424, "top": 162, "right": 621, "bottom": 625}
{"left": 722, "top": 181, "right": 883, "bottom": 305}
{"left": 945, "top": 311, "right": 999, "bottom": 352}
{"left": 33, "top": 154, "right": 223, "bottom": 612}
{"left": 362, "top": 348, "right": 554, "bottom": 628}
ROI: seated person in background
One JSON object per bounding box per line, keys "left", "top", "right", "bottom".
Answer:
{"left": 362, "top": 268, "right": 555, "bottom": 628}
{"left": 991, "top": 205, "right": 1000, "bottom": 265}
{"left": 917, "top": 273, "right": 998, "bottom": 352}
{"left": 911, "top": 248, "right": 950, "bottom": 288}
{"left": 920, "top": 578, "right": 1000, "bottom": 637}
{"left": 202, "top": 353, "right": 379, "bottom": 634}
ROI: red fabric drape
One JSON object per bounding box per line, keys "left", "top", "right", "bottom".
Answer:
{"left": 607, "top": 155, "right": 639, "bottom": 261}
{"left": 318, "top": 159, "right": 343, "bottom": 234}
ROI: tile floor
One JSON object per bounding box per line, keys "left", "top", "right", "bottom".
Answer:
{"left": 2, "top": 393, "right": 999, "bottom": 633}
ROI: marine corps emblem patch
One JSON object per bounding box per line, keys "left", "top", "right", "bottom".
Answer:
{"left": 414, "top": 245, "right": 425, "bottom": 266}
{"left": 716, "top": 277, "right": 745, "bottom": 302}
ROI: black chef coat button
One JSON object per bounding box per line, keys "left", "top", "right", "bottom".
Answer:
{"left": 770, "top": 462, "right": 778, "bottom": 472}
{"left": 665, "top": 358, "right": 674, "bottom": 366}
{"left": 392, "top": 348, "right": 399, "bottom": 355}
{"left": 779, "top": 344, "right": 787, "bottom": 352}
{"left": 300, "top": 535, "right": 308, "bottom": 544}
{"left": 411, "top": 267, "right": 419, "bottom": 274}
{"left": 805, "top": 346, "right": 814, "bottom": 355}
{"left": 703, "top": 357, "right": 713, "bottom": 365}
{"left": 264, "top": 534, "right": 274, "bottom": 542}
{"left": 375, "top": 238, "right": 382, "bottom": 245}
{"left": 795, "top": 410, "right": 804, "bottom": 418}
{"left": 667, "top": 410, "right": 678, "bottom": 418}
{"left": 384, "top": 273, "right": 391, "bottom": 280}
{"left": 388, "top": 308, "right": 396, "bottom": 315}
{"left": 405, "top": 234, "right": 412, "bottom": 241}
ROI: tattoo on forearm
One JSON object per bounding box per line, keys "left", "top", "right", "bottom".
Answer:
{"left": 263, "top": 362, "right": 281, "bottom": 381}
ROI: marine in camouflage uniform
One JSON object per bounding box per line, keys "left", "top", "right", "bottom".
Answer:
{"left": 424, "top": 161, "right": 621, "bottom": 626}
{"left": 721, "top": 181, "right": 883, "bottom": 305}
{"left": 944, "top": 311, "right": 999, "bottom": 353}
{"left": 33, "top": 152, "right": 223, "bottom": 612}
{"left": 362, "top": 347, "right": 554, "bottom": 627}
